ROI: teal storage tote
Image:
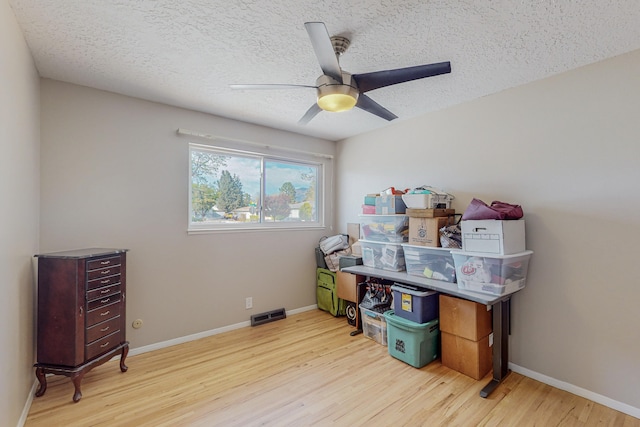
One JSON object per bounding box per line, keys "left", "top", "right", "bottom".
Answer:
{"left": 383, "top": 310, "right": 440, "bottom": 368}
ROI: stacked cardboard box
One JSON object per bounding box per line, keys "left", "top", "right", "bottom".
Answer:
{"left": 439, "top": 294, "right": 493, "bottom": 380}
{"left": 406, "top": 208, "right": 455, "bottom": 247}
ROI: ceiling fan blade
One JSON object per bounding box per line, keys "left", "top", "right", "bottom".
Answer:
{"left": 304, "top": 22, "right": 343, "bottom": 83}
{"left": 356, "top": 94, "right": 398, "bottom": 121}
{"left": 353, "top": 61, "right": 451, "bottom": 93}
{"left": 298, "top": 103, "right": 322, "bottom": 125}
{"left": 230, "top": 84, "right": 316, "bottom": 90}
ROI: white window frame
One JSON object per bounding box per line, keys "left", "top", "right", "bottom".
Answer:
{"left": 188, "top": 142, "right": 328, "bottom": 233}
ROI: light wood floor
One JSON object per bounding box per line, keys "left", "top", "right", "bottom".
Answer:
{"left": 26, "top": 310, "right": 638, "bottom": 427}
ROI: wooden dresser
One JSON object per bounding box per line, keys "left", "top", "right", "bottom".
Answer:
{"left": 34, "top": 248, "right": 129, "bottom": 402}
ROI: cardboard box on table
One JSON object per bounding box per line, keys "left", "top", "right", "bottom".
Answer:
{"left": 408, "top": 216, "right": 451, "bottom": 247}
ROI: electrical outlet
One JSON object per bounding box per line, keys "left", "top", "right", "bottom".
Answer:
{"left": 245, "top": 297, "right": 253, "bottom": 309}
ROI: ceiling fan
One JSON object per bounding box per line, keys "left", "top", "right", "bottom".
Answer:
{"left": 230, "top": 22, "right": 451, "bottom": 125}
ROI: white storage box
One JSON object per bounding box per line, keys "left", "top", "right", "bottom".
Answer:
{"left": 360, "top": 240, "right": 405, "bottom": 271}
{"left": 461, "top": 219, "right": 526, "bottom": 255}
{"left": 401, "top": 244, "right": 456, "bottom": 282}
{"left": 359, "top": 215, "right": 409, "bottom": 243}
{"left": 451, "top": 250, "right": 533, "bottom": 295}
{"left": 402, "top": 193, "right": 452, "bottom": 209}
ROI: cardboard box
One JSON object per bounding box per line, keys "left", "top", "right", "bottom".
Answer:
{"left": 406, "top": 208, "right": 455, "bottom": 218}
{"left": 408, "top": 216, "right": 450, "bottom": 247}
{"left": 336, "top": 271, "right": 365, "bottom": 302}
{"left": 347, "top": 223, "right": 360, "bottom": 246}
{"left": 439, "top": 294, "right": 492, "bottom": 341}
{"left": 375, "top": 195, "right": 406, "bottom": 214}
{"left": 441, "top": 331, "right": 493, "bottom": 380}
{"left": 461, "top": 219, "right": 526, "bottom": 255}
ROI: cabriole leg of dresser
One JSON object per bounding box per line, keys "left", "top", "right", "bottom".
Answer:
{"left": 120, "top": 342, "right": 129, "bottom": 372}
{"left": 34, "top": 367, "right": 47, "bottom": 397}
{"left": 71, "top": 371, "right": 86, "bottom": 403}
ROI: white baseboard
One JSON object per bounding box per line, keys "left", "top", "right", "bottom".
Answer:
{"left": 17, "top": 380, "right": 38, "bottom": 427}
{"left": 509, "top": 363, "right": 640, "bottom": 419}
{"left": 129, "top": 305, "right": 317, "bottom": 357}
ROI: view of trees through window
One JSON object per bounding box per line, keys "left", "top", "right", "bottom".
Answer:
{"left": 190, "top": 145, "right": 319, "bottom": 227}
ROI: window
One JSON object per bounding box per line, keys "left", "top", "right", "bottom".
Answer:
{"left": 189, "top": 143, "right": 324, "bottom": 231}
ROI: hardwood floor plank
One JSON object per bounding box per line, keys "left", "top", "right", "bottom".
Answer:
{"left": 26, "top": 310, "right": 639, "bottom": 426}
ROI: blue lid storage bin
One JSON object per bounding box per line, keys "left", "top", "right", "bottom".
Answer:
{"left": 384, "top": 311, "right": 440, "bottom": 368}
{"left": 391, "top": 284, "right": 439, "bottom": 324}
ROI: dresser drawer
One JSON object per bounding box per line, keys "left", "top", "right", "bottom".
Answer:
{"left": 86, "top": 330, "right": 123, "bottom": 360}
{"left": 87, "top": 283, "right": 121, "bottom": 301}
{"left": 87, "top": 292, "right": 121, "bottom": 311}
{"left": 87, "top": 274, "right": 120, "bottom": 291}
{"left": 87, "top": 256, "right": 121, "bottom": 271}
{"left": 87, "top": 265, "right": 121, "bottom": 281}
{"left": 86, "top": 300, "right": 122, "bottom": 327}
{"left": 86, "top": 315, "right": 121, "bottom": 344}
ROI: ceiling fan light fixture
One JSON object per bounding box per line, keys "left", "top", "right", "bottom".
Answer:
{"left": 317, "top": 92, "right": 358, "bottom": 112}
{"left": 316, "top": 74, "right": 359, "bottom": 112}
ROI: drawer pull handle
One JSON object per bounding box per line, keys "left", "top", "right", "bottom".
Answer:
{"left": 101, "top": 298, "right": 110, "bottom": 304}
{"left": 100, "top": 310, "right": 110, "bottom": 316}
{"left": 100, "top": 326, "right": 110, "bottom": 332}
{"left": 100, "top": 261, "right": 110, "bottom": 265}
{"left": 101, "top": 270, "right": 111, "bottom": 275}
{"left": 100, "top": 341, "right": 110, "bottom": 348}
{"left": 100, "top": 289, "right": 110, "bottom": 294}
{"left": 100, "top": 279, "right": 110, "bottom": 284}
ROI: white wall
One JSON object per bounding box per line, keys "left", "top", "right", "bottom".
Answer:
{"left": 0, "top": 2, "right": 40, "bottom": 426}
{"left": 336, "top": 49, "right": 640, "bottom": 412}
{"left": 40, "top": 80, "right": 336, "bottom": 349}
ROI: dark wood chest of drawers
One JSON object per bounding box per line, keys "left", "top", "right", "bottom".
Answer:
{"left": 34, "top": 248, "right": 129, "bottom": 402}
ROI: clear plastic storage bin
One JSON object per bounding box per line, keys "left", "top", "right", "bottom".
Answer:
{"left": 359, "top": 214, "right": 409, "bottom": 243}
{"left": 360, "top": 240, "right": 406, "bottom": 271}
{"left": 451, "top": 250, "right": 533, "bottom": 295}
{"left": 360, "top": 306, "right": 388, "bottom": 345}
{"left": 401, "top": 244, "right": 456, "bottom": 282}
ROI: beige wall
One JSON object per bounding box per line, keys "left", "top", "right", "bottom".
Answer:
{"left": 40, "top": 80, "right": 336, "bottom": 349}
{"left": 336, "top": 49, "right": 640, "bottom": 412}
{"left": 1, "top": 2, "right": 40, "bottom": 426}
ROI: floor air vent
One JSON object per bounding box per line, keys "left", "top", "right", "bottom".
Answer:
{"left": 251, "top": 308, "right": 287, "bottom": 326}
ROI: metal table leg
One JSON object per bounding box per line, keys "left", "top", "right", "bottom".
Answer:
{"left": 480, "top": 298, "right": 510, "bottom": 398}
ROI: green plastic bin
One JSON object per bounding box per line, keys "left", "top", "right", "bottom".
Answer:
{"left": 383, "top": 310, "right": 439, "bottom": 368}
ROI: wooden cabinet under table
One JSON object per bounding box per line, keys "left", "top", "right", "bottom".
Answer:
{"left": 34, "top": 248, "right": 129, "bottom": 402}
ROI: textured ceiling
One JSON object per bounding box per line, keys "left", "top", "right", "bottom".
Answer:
{"left": 8, "top": 0, "right": 640, "bottom": 141}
